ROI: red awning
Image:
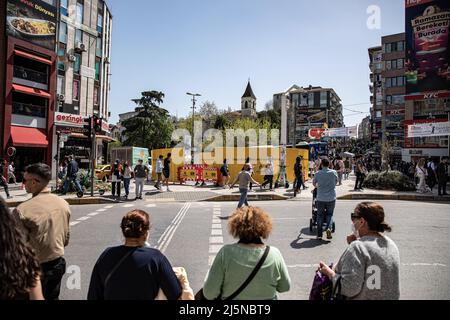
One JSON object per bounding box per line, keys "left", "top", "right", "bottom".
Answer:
{"left": 14, "top": 49, "right": 52, "bottom": 65}
{"left": 12, "top": 84, "right": 51, "bottom": 99}
{"left": 11, "top": 126, "right": 49, "bottom": 147}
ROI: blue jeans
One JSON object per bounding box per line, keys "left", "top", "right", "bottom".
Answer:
{"left": 238, "top": 188, "right": 249, "bottom": 208}
{"left": 123, "top": 178, "right": 131, "bottom": 196}
{"left": 63, "top": 176, "right": 82, "bottom": 194}
{"left": 317, "top": 200, "right": 336, "bottom": 238}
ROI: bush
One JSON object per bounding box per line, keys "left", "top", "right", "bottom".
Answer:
{"left": 363, "top": 170, "right": 416, "bottom": 191}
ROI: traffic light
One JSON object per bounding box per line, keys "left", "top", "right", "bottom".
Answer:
{"left": 83, "top": 116, "right": 92, "bottom": 138}
{"left": 93, "top": 115, "right": 103, "bottom": 134}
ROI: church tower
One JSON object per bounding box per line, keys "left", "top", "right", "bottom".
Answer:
{"left": 241, "top": 81, "right": 257, "bottom": 118}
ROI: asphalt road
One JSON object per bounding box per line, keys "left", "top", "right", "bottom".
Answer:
{"left": 60, "top": 200, "right": 450, "bottom": 300}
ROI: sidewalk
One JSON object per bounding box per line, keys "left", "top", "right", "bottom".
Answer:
{"left": 3, "top": 175, "right": 450, "bottom": 207}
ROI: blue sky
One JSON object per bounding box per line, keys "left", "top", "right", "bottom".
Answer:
{"left": 107, "top": 0, "right": 405, "bottom": 127}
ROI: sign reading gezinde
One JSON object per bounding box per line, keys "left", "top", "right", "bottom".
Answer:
{"left": 407, "top": 121, "right": 450, "bottom": 138}
{"left": 405, "top": 0, "right": 450, "bottom": 96}
{"left": 6, "top": 0, "right": 57, "bottom": 51}
{"left": 55, "top": 112, "right": 86, "bottom": 127}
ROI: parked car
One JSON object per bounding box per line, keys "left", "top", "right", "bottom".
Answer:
{"left": 95, "top": 164, "right": 111, "bottom": 182}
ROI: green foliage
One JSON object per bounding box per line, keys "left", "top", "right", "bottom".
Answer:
{"left": 122, "top": 90, "right": 174, "bottom": 150}
{"left": 257, "top": 109, "right": 281, "bottom": 129}
{"left": 363, "top": 170, "right": 416, "bottom": 191}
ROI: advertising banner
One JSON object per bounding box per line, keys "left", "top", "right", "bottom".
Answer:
{"left": 407, "top": 121, "right": 450, "bottom": 138}
{"left": 6, "top": 0, "right": 57, "bottom": 51}
{"left": 405, "top": 0, "right": 450, "bottom": 96}
{"left": 323, "top": 126, "right": 358, "bottom": 138}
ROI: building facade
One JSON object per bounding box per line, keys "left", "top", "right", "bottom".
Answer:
{"left": 274, "top": 85, "right": 344, "bottom": 146}
{"left": 241, "top": 81, "right": 257, "bottom": 118}
{"left": 358, "top": 116, "right": 371, "bottom": 142}
{"left": 53, "top": 0, "right": 113, "bottom": 170}
{"left": 1, "top": 0, "right": 58, "bottom": 181}
{"left": 368, "top": 46, "right": 383, "bottom": 144}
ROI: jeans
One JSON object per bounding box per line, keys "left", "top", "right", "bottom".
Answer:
{"left": 63, "top": 176, "right": 83, "bottom": 194}
{"left": 40, "top": 257, "right": 66, "bottom": 300}
{"left": 262, "top": 175, "right": 274, "bottom": 190}
{"left": 135, "top": 177, "right": 145, "bottom": 197}
{"left": 438, "top": 179, "right": 447, "bottom": 195}
{"left": 123, "top": 178, "right": 131, "bottom": 196}
{"left": 238, "top": 188, "right": 249, "bottom": 208}
{"left": 317, "top": 200, "right": 336, "bottom": 238}
{"left": 112, "top": 181, "right": 121, "bottom": 197}
{"left": 355, "top": 173, "right": 365, "bottom": 190}
{"left": 294, "top": 175, "right": 306, "bottom": 190}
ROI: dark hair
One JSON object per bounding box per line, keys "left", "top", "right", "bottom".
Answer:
{"left": 296, "top": 157, "right": 301, "bottom": 163}
{"left": 0, "top": 197, "right": 40, "bottom": 299}
{"left": 356, "top": 202, "right": 392, "bottom": 233}
{"left": 167, "top": 153, "right": 172, "bottom": 158}
{"left": 246, "top": 157, "right": 250, "bottom": 163}
{"left": 121, "top": 210, "right": 151, "bottom": 238}
{"left": 223, "top": 159, "right": 227, "bottom": 164}
{"left": 321, "top": 159, "right": 330, "bottom": 167}
{"left": 159, "top": 155, "right": 164, "bottom": 159}
{"left": 25, "top": 163, "right": 52, "bottom": 183}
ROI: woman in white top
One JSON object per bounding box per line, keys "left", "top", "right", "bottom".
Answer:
{"left": 416, "top": 158, "right": 430, "bottom": 193}
{"left": 123, "top": 162, "right": 132, "bottom": 199}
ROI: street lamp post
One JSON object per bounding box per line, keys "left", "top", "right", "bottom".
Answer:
{"left": 186, "top": 92, "right": 201, "bottom": 164}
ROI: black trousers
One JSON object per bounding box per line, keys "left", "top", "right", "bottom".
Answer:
{"left": 112, "top": 182, "right": 121, "bottom": 197}
{"left": 262, "top": 175, "right": 274, "bottom": 189}
{"left": 294, "top": 175, "right": 306, "bottom": 190}
{"left": 355, "top": 173, "right": 365, "bottom": 190}
{"left": 438, "top": 179, "right": 447, "bottom": 195}
{"left": 1, "top": 180, "right": 10, "bottom": 197}
{"left": 41, "top": 257, "right": 66, "bottom": 300}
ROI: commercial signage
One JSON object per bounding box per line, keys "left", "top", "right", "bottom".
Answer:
{"left": 405, "top": 0, "right": 450, "bottom": 96}
{"left": 55, "top": 112, "right": 86, "bottom": 127}
{"left": 80, "top": 66, "right": 96, "bottom": 79}
{"left": 325, "top": 126, "right": 358, "bottom": 138}
{"left": 407, "top": 121, "right": 450, "bottom": 138}
{"left": 386, "top": 109, "right": 406, "bottom": 116}
{"left": 308, "top": 128, "right": 327, "bottom": 140}
{"left": 6, "top": 0, "right": 57, "bottom": 51}
{"left": 405, "top": 90, "right": 450, "bottom": 100}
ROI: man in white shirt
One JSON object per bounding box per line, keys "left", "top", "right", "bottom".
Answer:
{"left": 155, "top": 155, "right": 163, "bottom": 190}
{"left": 8, "top": 161, "right": 17, "bottom": 184}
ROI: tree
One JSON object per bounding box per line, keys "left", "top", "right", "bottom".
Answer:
{"left": 214, "top": 114, "right": 230, "bottom": 131}
{"left": 265, "top": 100, "right": 273, "bottom": 111}
{"left": 257, "top": 108, "right": 281, "bottom": 130}
{"left": 122, "top": 91, "right": 174, "bottom": 150}
{"left": 199, "top": 101, "right": 219, "bottom": 121}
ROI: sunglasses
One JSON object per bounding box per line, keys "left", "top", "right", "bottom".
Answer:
{"left": 351, "top": 213, "right": 361, "bottom": 221}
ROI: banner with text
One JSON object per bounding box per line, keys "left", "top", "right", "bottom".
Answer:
{"left": 407, "top": 121, "right": 450, "bottom": 138}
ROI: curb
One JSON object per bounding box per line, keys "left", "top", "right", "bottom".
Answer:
{"left": 204, "top": 194, "right": 289, "bottom": 202}
{"left": 338, "top": 194, "right": 450, "bottom": 203}
{"left": 6, "top": 197, "right": 118, "bottom": 208}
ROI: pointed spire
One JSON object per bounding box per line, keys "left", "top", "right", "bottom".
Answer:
{"left": 242, "top": 81, "right": 256, "bottom": 99}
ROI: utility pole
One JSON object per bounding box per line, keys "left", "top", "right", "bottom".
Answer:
{"left": 186, "top": 92, "right": 201, "bottom": 164}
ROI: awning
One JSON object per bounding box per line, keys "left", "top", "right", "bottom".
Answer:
{"left": 11, "top": 126, "right": 49, "bottom": 147}
{"left": 12, "top": 84, "right": 52, "bottom": 99}
{"left": 14, "top": 49, "right": 52, "bottom": 65}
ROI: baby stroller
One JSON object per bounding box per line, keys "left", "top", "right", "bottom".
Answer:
{"left": 309, "top": 188, "right": 336, "bottom": 233}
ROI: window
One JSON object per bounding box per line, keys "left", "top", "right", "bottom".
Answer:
{"left": 12, "top": 93, "right": 47, "bottom": 118}
{"left": 94, "top": 86, "right": 100, "bottom": 106}
{"left": 60, "top": 0, "right": 68, "bottom": 16}
{"left": 59, "top": 22, "right": 67, "bottom": 43}
{"left": 386, "top": 60, "right": 392, "bottom": 70}
{"left": 308, "top": 93, "right": 314, "bottom": 108}
{"left": 392, "top": 95, "right": 405, "bottom": 105}
{"left": 76, "top": 2, "right": 84, "bottom": 24}
{"left": 57, "top": 75, "right": 65, "bottom": 95}
{"left": 386, "top": 96, "right": 393, "bottom": 105}
{"left": 73, "top": 80, "right": 80, "bottom": 101}
{"left": 385, "top": 43, "right": 392, "bottom": 53}
{"left": 96, "top": 37, "right": 102, "bottom": 57}
{"left": 300, "top": 94, "right": 308, "bottom": 107}
{"left": 73, "top": 54, "right": 81, "bottom": 74}
{"left": 320, "top": 91, "right": 328, "bottom": 108}
{"left": 397, "top": 59, "right": 404, "bottom": 69}
{"left": 397, "top": 41, "right": 404, "bottom": 52}
{"left": 97, "top": 13, "right": 103, "bottom": 33}
{"left": 376, "top": 111, "right": 382, "bottom": 118}
{"left": 397, "top": 76, "right": 405, "bottom": 87}
{"left": 95, "top": 60, "right": 101, "bottom": 81}
{"left": 75, "top": 29, "right": 83, "bottom": 46}
{"left": 57, "top": 45, "right": 66, "bottom": 71}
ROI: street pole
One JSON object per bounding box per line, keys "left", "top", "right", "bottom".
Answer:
{"left": 187, "top": 92, "right": 201, "bottom": 164}
{"left": 91, "top": 119, "right": 96, "bottom": 197}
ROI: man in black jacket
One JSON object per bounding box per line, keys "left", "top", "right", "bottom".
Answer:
{"left": 62, "top": 155, "right": 83, "bottom": 195}
{"left": 437, "top": 157, "right": 449, "bottom": 196}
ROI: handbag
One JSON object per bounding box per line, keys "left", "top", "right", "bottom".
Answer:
{"left": 309, "top": 264, "right": 333, "bottom": 301}
{"left": 195, "top": 246, "right": 270, "bottom": 301}
{"left": 331, "top": 275, "right": 346, "bottom": 300}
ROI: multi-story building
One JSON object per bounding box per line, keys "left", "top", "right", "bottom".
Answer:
{"left": 368, "top": 46, "right": 383, "bottom": 144}
{"left": 381, "top": 33, "right": 406, "bottom": 159}
{"left": 53, "top": 0, "right": 113, "bottom": 169}
{"left": 274, "top": 85, "right": 344, "bottom": 146}
{"left": 358, "top": 116, "right": 371, "bottom": 142}
{"left": 1, "top": 0, "right": 58, "bottom": 181}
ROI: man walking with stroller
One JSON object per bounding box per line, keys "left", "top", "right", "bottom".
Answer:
{"left": 313, "top": 158, "right": 338, "bottom": 240}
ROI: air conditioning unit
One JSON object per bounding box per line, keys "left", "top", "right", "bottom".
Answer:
{"left": 57, "top": 94, "right": 65, "bottom": 101}
{"left": 75, "top": 42, "right": 86, "bottom": 52}
{"left": 68, "top": 54, "right": 76, "bottom": 62}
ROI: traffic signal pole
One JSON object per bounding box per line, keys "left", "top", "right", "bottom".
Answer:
{"left": 91, "top": 128, "right": 96, "bottom": 197}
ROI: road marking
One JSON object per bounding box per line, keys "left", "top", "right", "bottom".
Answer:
{"left": 208, "top": 256, "right": 216, "bottom": 266}
{"left": 96, "top": 209, "right": 107, "bottom": 212}
{"left": 104, "top": 205, "right": 114, "bottom": 209}
{"left": 209, "top": 245, "right": 223, "bottom": 254}
{"left": 70, "top": 221, "right": 80, "bottom": 226}
{"left": 122, "top": 204, "right": 135, "bottom": 208}
{"left": 77, "top": 216, "right": 91, "bottom": 221}
{"left": 288, "top": 264, "right": 316, "bottom": 269}
{"left": 212, "top": 218, "right": 221, "bottom": 224}
{"left": 212, "top": 224, "right": 222, "bottom": 229}
{"left": 211, "top": 229, "right": 222, "bottom": 236}
{"left": 272, "top": 218, "right": 297, "bottom": 221}
{"left": 146, "top": 204, "right": 156, "bottom": 208}
{"left": 156, "top": 203, "right": 191, "bottom": 253}
{"left": 88, "top": 212, "right": 100, "bottom": 217}
{"left": 403, "top": 263, "right": 447, "bottom": 267}
{"left": 209, "top": 236, "right": 224, "bottom": 244}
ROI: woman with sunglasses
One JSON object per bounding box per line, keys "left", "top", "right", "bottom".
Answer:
{"left": 318, "top": 202, "right": 400, "bottom": 300}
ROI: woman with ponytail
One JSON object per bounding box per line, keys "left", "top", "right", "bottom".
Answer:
{"left": 318, "top": 202, "right": 400, "bottom": 300}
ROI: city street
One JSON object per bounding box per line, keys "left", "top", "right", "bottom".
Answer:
{"left": 60, "top": 200, "right": 450, "bottom": 300}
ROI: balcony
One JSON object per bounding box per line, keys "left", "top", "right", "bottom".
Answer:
{"left": 369, "top": 85, "right": 374, "bottom": 93}
{"left": 12, "top": 102, "right": 47, "bottom": 129}
{"left": 13, "top": 66, "right": 48, "bottom": 90}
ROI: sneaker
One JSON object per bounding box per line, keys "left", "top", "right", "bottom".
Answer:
{"left": 326, "top": 229, "right": 333, "bottom": 240}
{"left": 316, "top": 236, "right": 323, "bottom": 241}
{"left": 7, "top": 196, "right": 13, "bottom": 199}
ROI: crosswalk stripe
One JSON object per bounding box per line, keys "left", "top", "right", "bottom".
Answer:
{"left": 70, "top": 221, "right": 80, "bottom": 226}
{"left": 88, "top": 212, "right": 100, "bottom": 217}
{"left": 122, "top": 204, "right": 135, "bottom": 208}
{"left": 77, "top": 216, "right": 91, "bottom": 221}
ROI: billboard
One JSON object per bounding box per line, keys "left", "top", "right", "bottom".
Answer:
{"left": 405, "top": 0, "right": 450, "bottom": 96}
{"left": 6, "top": 0, "right": 57, "bottom": 51}
{"left": 407, "top": 121, "right": 450, "bottom": 138}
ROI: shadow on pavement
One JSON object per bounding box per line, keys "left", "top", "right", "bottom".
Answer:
{"left": 289, "top": 228, "right": 331, "bottom": 249}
